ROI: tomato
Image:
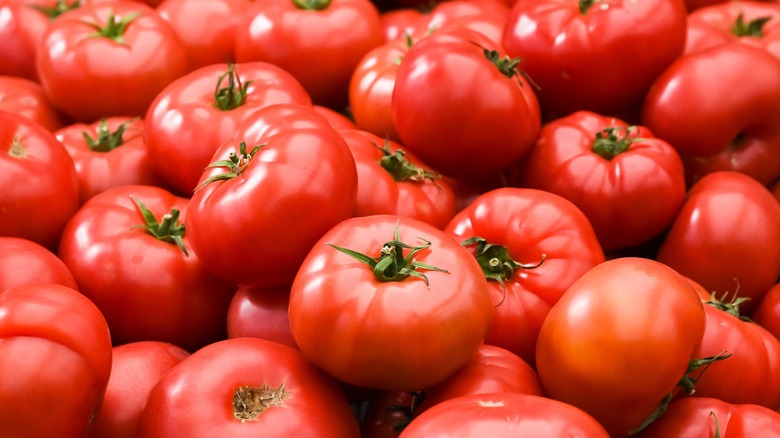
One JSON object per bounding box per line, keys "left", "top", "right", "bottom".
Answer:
{"left": 136, "top": 337, "right": 361, "bottom": 437}
{"left": 0, "top": 110, "right": 79, "bottom": 250}
{"left": 637, "top": 397, "right": 780, "bottom": 437}
{"left": 156, "top": 0, "right": 251, "bottom": 72}
{"left": 502, "top": 0, "right": 687, "bottom": 119}
{"left": 91, "top": 341, "right": 190, "bottom": 438}
{"left": 35, "top": 0, "right": 188, "bottom": 122}
{"left": 535, "top": 257, "right": 707, "bottom": 436}
{"left": 313, "top": 105, "right": 358, "bottom": 130}
{"left": 656, "top": 171, "right": 780, "bottom": 314}
{"left": 234, "top": 0, "right": 385, "bottom": 110}
{"left": 0, "top": 76, "right": 66, "bottom": 131}
{"left": 642, "top": 43, "right": 780, "bottom": 185}
{"left": 685, "top": 1, "right": 780, "bottom": 59}
{"left": 392, "top": 27, "right": 541, "bottom": 181}
{"left": 510, "top": 111, "right": 686, "bottom": 252}
{"left": 340, "top": 129, "right": 457, "bottom": 229}
{"left": 379, "top": 0, "right": 510, "bottom": 42}
{"left": 58, "top": 185, "right": 236, "bottom": 351}
{"left": 0, "top": 237, "right": 77, "bottom": 291}
{"left": 186, "top": 103, "right": 357, "bottom": 289}
{"left": 0, "top": 282, "right": 112, "bottom": 437}
{"left": 55, "top": 117, "right": 165, "bottom": 204}
{"left": 361, "top": 390, "right": 422, "bottom": 438}
{"left": 289, "top": 214, "right": 492, "bottom": 391}
{"left": 444, "top": 187, "right": 605, "bottom": 365}
{"left": 399, "top": 392, "right": 610, "bottom": 437}
{"left": 226, "top": 285, "right": 299, "bottom": 350}
{"left": 753, "top": 282, "right": 780, "bottom": 340}
{"left": 144, "top": 62, "right": 311, "bottom": 196}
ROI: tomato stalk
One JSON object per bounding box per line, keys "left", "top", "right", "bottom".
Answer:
{"left": 213, "top": 64, "right": 253, "bottom": 111}
{"left": 461, "top": 236, "right": 545, "bottom": 299}
{"left": 84, "top": 9, "right": 140, "bottom": 45}
{"left": 193, "top": 141, "right": 263, "bottom": 193}
{"left": 292, "top": 0, "right": 330, "bottom": 11}
{"left": 7, "top": 135, "right": 27, "bottom": 159}
{"left": 732, "top": 13, "right": 771, "bottom": 37}
{"left": 592, "top": 126, "right": 641, "bottom": 160}
{"left": 705, "top": 291, "right": 751, "bottom": 321}
{"left": 373, "top": 140, "right": 441, "bottom": 185}
{"left": 130, "top": 197, "right": 189, "bottom": 256}
{"left": 28, "top": 0, "right": 83, "bottom": 19}
{"left": 579, "top": 0, "right": 600, "bottom": 14}
{"left": 82, "top": 118, "right": 136, "bottom": 152}
{"left": 327, "top": 222, "right": 449, "bottom": 287}
{"left": 233, "top": 383, "right": 290, "bottom": 423}
{"left": 480, "top": 47, "right": 539, "bottom": 90}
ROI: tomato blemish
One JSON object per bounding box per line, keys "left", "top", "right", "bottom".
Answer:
{"left": 233, "top": 383, "right": 290, "bottom": 423}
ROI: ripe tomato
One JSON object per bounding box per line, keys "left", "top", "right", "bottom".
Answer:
{"left": 289, "top": 214, "right": 492, "bottom": 391}
{"left": 510, "top": 110, "right": 686, "bottom": 252}
{"left": 536, "top": 257, "right": 707, "bottom": 436}
{"left": 0, "top": 236, "right": 77, "bottom": 291}
{"left": 656, "top": 171, "right": 780, "bottom": 314}
{"left": 35, "top": 0, "right": 188, "bottom": 122}
{"left": 0, "top": 76, "right": 66, "bottom": 131}
{"left": 0, "top": 282, "right": 113, "bottom": 437}
{"left": 136, "top": 337, "right": 361, "bottom": 437}
{"left": 226, "top": 285, "right": 298, "bottom": 350}
{"left": 686, "top": 0, "right": 780, "bottom": 59}
{"left": 753, "top": 282, "right": 780, "bottom": 340}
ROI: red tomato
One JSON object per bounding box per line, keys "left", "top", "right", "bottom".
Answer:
{"left": 753, "top": 282, "right": 780, "bottom": 340}
{"left": 656, "top": 171, "right": 780, "bottom": 314}
{"left": 0, "top": 282, "right": 113, "bottom": 437}
{"left": 35, "top": 0, "right": 188, "bottom": 122}
{"left": 313, "top": 104, "right": 358, "bottom": 130}
{"left": 502, "top": 0, "right": 687, "bottom": 118}
{"left": 0, "top": 110, "right": 79, "bottom": 250}
{"left": 642, "top": 43, "right": 780, "bottom": 185}
{"left": 685, "top": 1, "right": 780, "bottom": 59}
{"left": 144, "top": 62, "right": 311, "bottom": 196}
{"left": 58, "top": 185, "right": 236, "bottom": 351}
{"left": 234, "top": 0, "right": 385, "bottom": 110}
{"left": 186, "top": 103, "right": 357, "bottom": 289}
{"left": 511, "top": 111, "right": 687, "bottom": 252}
{"left": 136, "top": 337, "right": 361, "bottom": 437}
{"left": 91, "top": 341, "right": 190, "bottom": 438}
{"left": 392, "top": 27, "right": 541, "bottom": 181}
{"left": 340, "top": 129, "right": 457, "bottom": 228}
{"left": 0, "top": 76, "right": 66, "bottom": 131}
{"left": 444, "top": 187, "right": 605, "bottom": 365}
{"left": 226, "top": 285, "right": 299, "bottom": 350}
{"left": 380, "top": 0, "right": 509, "bottom": 42}
{"left": 0, "top": 236, "right": 77, "bottom": 291}
{"left": 55, "top": 117, "right": 165, "bottom": 204}
{"left": 361, "top": 390, "right": 422, "bottom": 438}
{"left": 289, "top": 214, "right": 492, "bottom": 391}
{"left": 399, "top": 392, "right": 610, "bottom": 437}
{"left": 536, "top": 257, "right": 707, "bottom": 436}
{"left": 380, "top": 8, "right": 421, "bottom": 41}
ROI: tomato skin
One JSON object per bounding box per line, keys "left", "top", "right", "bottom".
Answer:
{"left": 91, "top": 341, "right": 190, "bottom": 438}
{"left": 399, "top": 392, "right": 610, "bottom": 437}
{"left": 0, "top": 110, "right": 79, "bottom": 250}
{"left": 35, "top": 1, "right": 188, "bottom": 122}
{"left": 502, "top": 0, "right": 687, "bottom": 118}
{"left": 753, "top": 282, "right": 780, "bottom": 341}
{"left": 58, "top": 185, "right": 236, "bottom": 352}
{"left": 0, "top": 282, "right": 113, "bottom": 437}
{"left": 535, "top": 257, "right": 707, "bottom": 437}
{"left": 0, "top": 76, "right": 66, "bottom": 131}
{"left": 226, "top": 286, "right": 299, "bottom": 350}
{"left": 392, "top": 27, "right": 541, "bottom": 181}
{"left": 444, "top": 187, "right": 605, "bottom": 365}
{"left": 686, "top": 1, "right": 780, "bottom": 59}
{"left": 289, "top": 214, "right": 492, "bottom": 391}
{"left": 656, "top": 171, "right": 780, "bottom": 314}
{"left": 511, "top": 111, "right": 686, "bottom": 252}
{"left": 136, "top": 337, "right": 361, "bottom": 437}
{"left": 313, "top": 105, "right": 358, "bottom": 130}
{"left": 0, "top": 237, "right": 77, "bottom": 291}
{"left": 642, "top": 43, "right": 780, "bottom": 185}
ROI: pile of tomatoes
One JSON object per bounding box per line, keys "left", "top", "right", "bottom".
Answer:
{"left": 1, "top": 0, "right": 780, "bottom": 436}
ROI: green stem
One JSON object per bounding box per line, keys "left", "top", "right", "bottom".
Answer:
{"left": 130, "top": 197, "right": 189, "bottom": 256}
{"left": 28, "top": 0, "right": 83, "bottom": 19}
{"left": 193, "top": 141, "right": 264, "bottom": 193}
{"left": 461, "top": 236, "right": 545, "bottom": 299}
{"left": 84, "top": 9, "right": 140, "bottom": 45}
{"left": 82, "top": 118, "right": 137, "bottom": 152}
{"left": 373, "top": 140, "right": 441, "bottom": 185}
{"left": 292, "top": 0, "right": 330, "bottom": 10}
{"left": 592, "top": 126, "right": 640, "bottom": 160}
{"left": 213, "top": 64, "right": 253, "bottom": 111}
{"left": 732, "top": 12, "right": 771, "bottom": 37}
{"left": 579, "top": 0, "right": 599, "bottom": 14}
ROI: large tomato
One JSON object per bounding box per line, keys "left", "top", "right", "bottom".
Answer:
{"left": 0, "top": 236, "right": 77, "bottom": 291}
{"left": 535, "top": 257, "right": 708, "bottom": 436}
{"left": 685, "top": 1, "right": 780, "bottom": 59}
{"left": 392, "top": 27, "right": 540, "bottom": 181}
{"left": 444, "top": 187, "right": 605, "bottom": 365}
{"left": 655, "top": 171, "right": 780, "bottom": 314}
{"left": 0, "top": 282, "right": 113, "bottom": 437}
{"left": 226, "top": 285, "right": 298, "bottom": 350}
{"left": 136, "top": 337, "right": 361, "bottom": 437}
{"left": 288, "top": 214, "right": 492, "bottom": 391}
{"left": 0, "top": 76, "right": 65, "bottom": 131}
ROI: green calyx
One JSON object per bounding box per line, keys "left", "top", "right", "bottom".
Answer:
{"left": 461, "top": 236, "right": 546, "bottom": 290}
{"left": 592, "top": 126, "right": 641, "bottom": 160}
{"left": 130, "top": 197, "right": 189, "bottom": 256}
{"left": 28, "top": 0, "right": 82, "bottom": 19}
{"left": 732, "top": 12, "right": 771, "bottom": 37}
{"left": 477, "top": 44, "right": 539, "bottom": 90}
{"left": 579, "top": 0, "right": 600, "bottom": 14}
{"left": 214, "top": 64, "right": 253, "bottom": 111}
{"left": 292, "top": 0, "right": 330, "bottom": 10}
{"left": 327, "top": 221, "right": 449, "bottom": 287}
{"left": 705, "top": 291, "right": 751, "bottom": 321}
{"left": 373, "top": 140, "right": 441, "bottom": 185}
{"left": 85, "top": 9, "right": 140, "bottom": 45}
{"left": 193, "top": 141, "right": 263, "bottom": 193}
{"left": 82, "top": 118, "right": 136, "bottom": 152}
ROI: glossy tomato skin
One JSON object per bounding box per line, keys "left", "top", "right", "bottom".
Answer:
{"left": 0, "top": 76, "right": 66, "bottom": 131}
{"left": 235, "top": 0, "right": 385, "bottom": 110}
{"left": 289, "top": 214, "right": 492, "bottom": 391}
{"left": 144, "top": 62, "right": 312, "bottom": 196}
{"left": 226, "top": 285, "right": 298, "bottom": 350}
{"left": 502, "top": 0, "right": 687, "bottom": 118}
{"left": 536, "top": 257, "right": 707, "bottom": 437}
{"left": 685, "top": 1, "right": 780, "bottom": 59}
{"left": 186, "top": 103, "right": 357, "bottom": 289}
{"left": 0, "top": 237, "right": 77, "bottom": 291}
{"left": 656, "top": 171, "right": 780, "bottom": 314}
{"left": 136, "top": 337, "right": 361, "bottom": 437}
{"left": 511, "top": 111, "right": 686, "bottom": 252}
{"left": 0, "top": 282, "right": 113, "bottom": 437}
{"left": 91, "top": 341, "right": 190, "bottom": 438}
{"left": 444, "top": 187, "right": 605, "bottom": 365}
{"left": 642, "top": 43, "right": 780, "bottom": 185}
{"left": 393, "top": 27, "right": 541, "bottom": 181}
{"left": 36, "top": 0, "right": 188, "bottom": 122}
{"left": 399, "top": 392, "right": 610, "bottom": 437}
{"left": 55, "top": 117, "right": 165, "bottom": 205}
{"left": 58, "top": 185, "right": 236, "bottom": 352}
{"left": 0, "top": 110, "right": 79, "bottom": 250}
{"left": 753, "top": 282, "right": 780, "bottom": 341}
